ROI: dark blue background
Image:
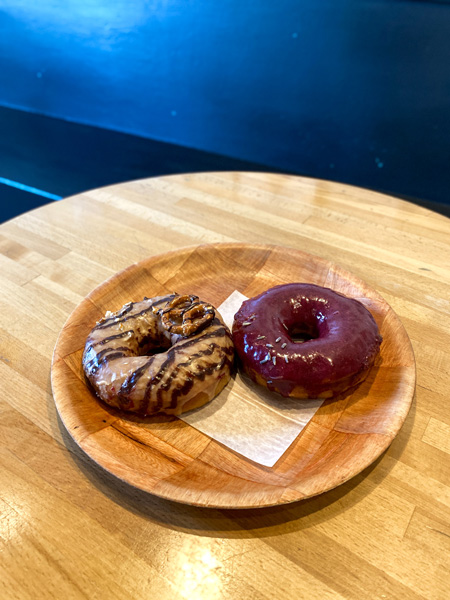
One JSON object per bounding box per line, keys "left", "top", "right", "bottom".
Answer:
{"left": 1, "top": 0, "right": 449, "bottom": 211}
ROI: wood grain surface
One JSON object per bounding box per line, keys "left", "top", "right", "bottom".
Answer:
{"left": 1, "top": 172, "right": 449, "bottom": 599}
{"left": 52, "top": 243, "right": 415, "bottom": 508}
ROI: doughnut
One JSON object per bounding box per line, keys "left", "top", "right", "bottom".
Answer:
{"left": 232, "top": 283, "right": 382, "bottom": 399}
{"left": 82, "top": 294, "right": 234, "bottom": 416}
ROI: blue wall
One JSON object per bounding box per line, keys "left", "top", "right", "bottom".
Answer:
{"left": 1, "top": 1, "right": 450, "bottom": 204}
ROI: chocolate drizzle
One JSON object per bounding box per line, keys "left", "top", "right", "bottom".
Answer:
{"left": 126, "top": 324, "right": 231, "bottom": 412}
{"left": 93, "top": 295, "right": 176, "bottom": 331}
{"left": 88, "top": 330, "right": 134, "bottom": 349}
{"left": 85, "top": 346, "right": 133, "bottom": 373}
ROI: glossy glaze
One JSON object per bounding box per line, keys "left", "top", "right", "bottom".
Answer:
{"left": 232, "top": 283, "right": 382, "bottom": 398}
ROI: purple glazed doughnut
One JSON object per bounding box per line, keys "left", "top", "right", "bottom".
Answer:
{"left": 232, "top": 283, "right": 382, "bottom": 399}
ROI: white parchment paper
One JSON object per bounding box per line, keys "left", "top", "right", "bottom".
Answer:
{"left": 180, "top": 291, "right": 324, "bottom": 467}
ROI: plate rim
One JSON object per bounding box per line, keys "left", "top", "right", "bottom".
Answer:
{"left": 51, "top": 242, "right": 416, "bottom": 509}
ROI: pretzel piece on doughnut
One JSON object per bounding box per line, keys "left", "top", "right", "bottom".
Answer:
{"left": 159, "top": 294, "right": 215, "bottom": 337}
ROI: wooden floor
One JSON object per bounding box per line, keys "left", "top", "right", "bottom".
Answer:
{"left": 1, "top": 106, "right": 449, "bottom": 223}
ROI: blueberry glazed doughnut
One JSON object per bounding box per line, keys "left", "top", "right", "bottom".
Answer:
{"left": 232, "top": 283, "right": 382, "bottom": 399}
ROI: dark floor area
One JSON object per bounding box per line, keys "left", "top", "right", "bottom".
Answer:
{"left": 384, "top": 192, "right": 450, "bottom": 218}
{"left": 0, "top": 182, "right": 54, "bottom": 222}
{"left": 1, "top": 105, "right": 449, "bottom": 223}
{"left": 0, "top": 106, "right": 276, "bottom": 223}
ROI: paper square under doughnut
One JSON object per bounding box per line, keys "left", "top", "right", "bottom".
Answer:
{"left": 180, "top": 290, "right": 324, "bottom": 467}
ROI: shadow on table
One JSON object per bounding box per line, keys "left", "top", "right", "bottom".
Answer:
{"left": 55, "top": 389, "right": 416, "bottom": 539}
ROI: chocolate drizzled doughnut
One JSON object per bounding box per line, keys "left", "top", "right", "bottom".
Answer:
{"left": 83, "top": 294, "right": 234, "bottom": 415}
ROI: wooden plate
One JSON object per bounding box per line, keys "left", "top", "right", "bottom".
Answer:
{"left": 51, "top": 243, "right": 415, "bottom": 509}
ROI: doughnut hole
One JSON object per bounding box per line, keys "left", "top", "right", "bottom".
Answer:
{"left": 136, "top": 330, "right": 171, "bottom": 356}
{"left": 285, "top": 308, "right": 327, "bottom": 343}
{"left": 287, "top": 322, "right": 320, "bottom": 343}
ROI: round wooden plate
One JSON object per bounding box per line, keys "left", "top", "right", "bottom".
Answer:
{"left": 51, "top": 243, "right": 415, "bottom": 509}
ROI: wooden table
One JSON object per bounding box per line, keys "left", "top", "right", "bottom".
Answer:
{"left": 1, "top": 172, "right": 449, "bottom": 600}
